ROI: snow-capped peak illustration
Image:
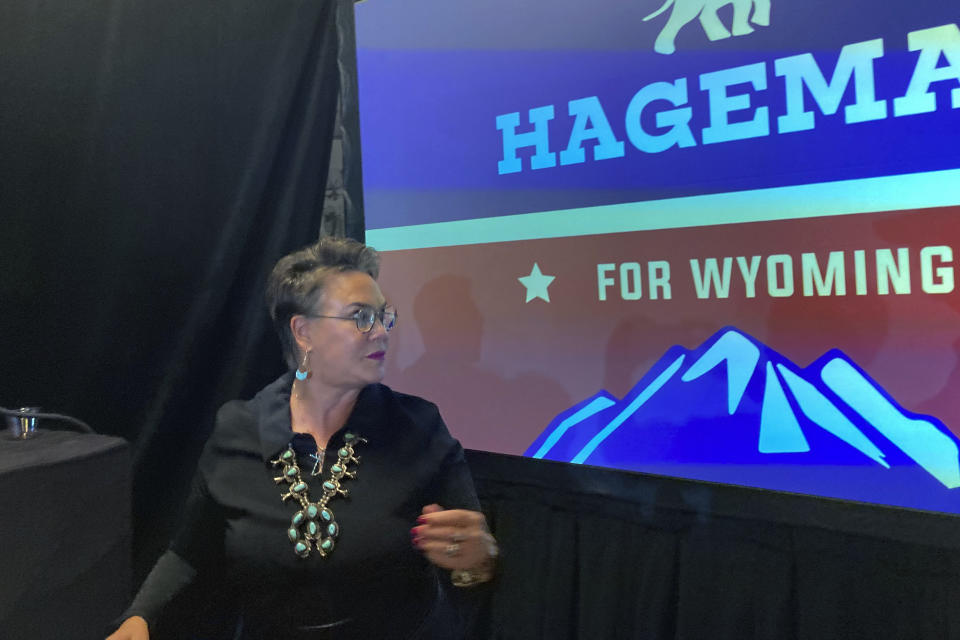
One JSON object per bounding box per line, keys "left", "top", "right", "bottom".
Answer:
{"left": 525, "top": 327, "right": 960, "bottom": 513}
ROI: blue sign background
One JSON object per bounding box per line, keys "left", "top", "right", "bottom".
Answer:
{"left": 358, "top": 0, "right": 959, "bottom": 228}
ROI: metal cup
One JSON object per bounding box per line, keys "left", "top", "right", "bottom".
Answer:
{"left": 6, "top": 407, "right": 40, "bottom": 439}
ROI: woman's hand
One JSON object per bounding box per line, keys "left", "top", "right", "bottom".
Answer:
{"left": 411, "top": 503, "right": 497, "bottom": 571}
{"left": 105, "top": 615, "right": 149, "bottom": 640}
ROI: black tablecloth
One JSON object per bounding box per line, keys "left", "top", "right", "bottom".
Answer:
{"left": 0, "top": 429, "right": 131, "bottom": 640}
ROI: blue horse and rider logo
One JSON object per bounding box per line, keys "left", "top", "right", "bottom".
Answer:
{"left": 644, "top": 0, "right": 772, "bottom": 54}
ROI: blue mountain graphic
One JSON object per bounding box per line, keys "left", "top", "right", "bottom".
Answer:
{"left": 526, "top": 327, "right": 960, "bottom": 514}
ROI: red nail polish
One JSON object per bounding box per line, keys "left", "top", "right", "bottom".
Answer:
{"left": 416, "top": 516, "right": 427, "bottom": 524}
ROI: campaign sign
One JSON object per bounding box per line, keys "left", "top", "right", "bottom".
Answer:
{"left": 356, "top": 0, "right": 960, "bottom": 514}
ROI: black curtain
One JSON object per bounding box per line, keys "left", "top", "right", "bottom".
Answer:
{"left": 469, "top": 451, "right": 960, "bottom": 640}
{"left": 0, "top": 0, "right": 353, "bottom": 582}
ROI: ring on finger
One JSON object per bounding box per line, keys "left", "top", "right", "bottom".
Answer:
{"left": 444, "top": 543, "right": 461, "bottom": 557}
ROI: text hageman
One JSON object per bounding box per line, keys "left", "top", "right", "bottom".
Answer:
{"left": 496, "top": 23, "right": 960, "bottom": 175}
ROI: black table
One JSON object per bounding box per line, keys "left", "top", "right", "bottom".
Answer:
{"left": 0, "top": 429, "right": 130, "bottom": 640}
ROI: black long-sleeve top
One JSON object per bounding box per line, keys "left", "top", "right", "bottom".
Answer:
{"left": 124, "top": 372, "right": 481, "bottom": 639}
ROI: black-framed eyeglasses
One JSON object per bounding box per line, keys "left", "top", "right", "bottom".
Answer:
{"left": 306, "top": 305, "right": 397, "bottom": 333}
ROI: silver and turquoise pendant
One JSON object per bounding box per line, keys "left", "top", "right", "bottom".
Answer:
{"left": 270, "top": 432, "right": 366, "bottom": 558}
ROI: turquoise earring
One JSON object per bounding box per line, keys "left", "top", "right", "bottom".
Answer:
{"left": 295, "top": 349, "right": 311, "bottom": 381}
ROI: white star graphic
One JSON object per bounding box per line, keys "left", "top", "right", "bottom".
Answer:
{"left": 518, "top": 262, "right": 556, "bottom": 303}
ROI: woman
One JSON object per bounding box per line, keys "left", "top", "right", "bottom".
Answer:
{"left": 109, "top": 238, "right": 496, "bottom": 639}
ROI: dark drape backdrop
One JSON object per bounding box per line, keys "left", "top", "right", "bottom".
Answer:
{"left": 0, "top": 0, "right": 360, "bottom": 583}
{"left": 468, "top": 451, "right": 960, "bottom": 640}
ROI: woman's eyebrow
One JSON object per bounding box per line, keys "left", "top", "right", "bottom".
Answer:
{"left": 343, "top": 301, "right": 386, "bottom": 310}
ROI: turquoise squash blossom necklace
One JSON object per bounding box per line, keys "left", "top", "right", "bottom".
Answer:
{"left": 270, "top": 432, "right": 367, "bottom": 558}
